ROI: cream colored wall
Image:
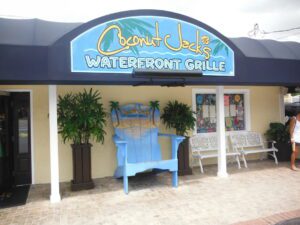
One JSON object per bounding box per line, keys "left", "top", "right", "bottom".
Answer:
{"left": 0, "top": 85, "right": 283, "bottom": 183}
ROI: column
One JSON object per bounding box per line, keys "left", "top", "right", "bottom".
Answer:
{"left": 49, "top": 85, "right": 61, "bottom": 203}
{"left": 216, "top": 86, "right": 228, "bottom": 177}
{"left": 279, "top": 87, "right": 287, "bottom": 123}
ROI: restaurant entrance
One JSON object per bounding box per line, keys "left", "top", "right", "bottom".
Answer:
{"left": 0, "top": 92, "right": 31, "bottom": 192}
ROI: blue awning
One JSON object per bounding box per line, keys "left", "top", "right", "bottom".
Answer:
{"left": 0, "top": 10, "right": 299, "bottom": 85}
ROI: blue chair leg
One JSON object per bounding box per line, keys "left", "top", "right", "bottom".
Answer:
{"left": 123, "top": 175, "right": 128, "bottom": 194}
{"left": 172, "top": 171, "right": 178, "bottom": 187}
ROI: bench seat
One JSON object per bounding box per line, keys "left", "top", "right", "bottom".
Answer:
{"left": 229, "top": 131, "right": 278, "bottom": 168}
{"left": 190, "top": 134, "right": 241, "bottom": 173}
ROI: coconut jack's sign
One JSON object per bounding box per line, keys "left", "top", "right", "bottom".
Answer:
{"left": 71, "top": 16, "right": 234, "bottom": 76}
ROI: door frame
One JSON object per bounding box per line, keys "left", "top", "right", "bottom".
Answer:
{"left": 0, "top": 89, "right": 35, "bottom": 184}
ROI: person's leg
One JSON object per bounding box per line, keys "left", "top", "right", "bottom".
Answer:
{"left": 291, "top": 143, "right": 299, "bottom": 170}
{"left": 296, "top": 145, "right": 300, "bottom": 168}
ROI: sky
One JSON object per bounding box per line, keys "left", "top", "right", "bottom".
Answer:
{"left": 1, "top": 0, "right": 300, "bottom": 42}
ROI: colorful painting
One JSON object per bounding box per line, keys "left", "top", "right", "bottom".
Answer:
{"left": 195, "top": 93, "right": 245, "bottom": 133}
{"left": 111, "top": 102, "right": 161, "bottom": 164}
{"left": 71, "top": 16, "right": 234, "bottom": 76}
{"left": 111, "top": 103, "right": 160, "bottom": 138}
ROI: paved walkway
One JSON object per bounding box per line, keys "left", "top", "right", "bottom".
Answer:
{"left": 232, "top": 209, "right": 300, "bottom": 225}
{"left": 0, "top": 160, "right": 299, "bottom": 225}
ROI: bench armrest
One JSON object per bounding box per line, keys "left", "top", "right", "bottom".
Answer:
{"left": 158, "top": 133, "right": 185, "bottom": 159}
{"left": 232, "top": 145, "right": 244, "bottom": 152}
{"left": 113, "top": 135, "right": 128, "bottom": 163}
{"left": 263, "top": 140, "right": 276, "bottom": 148}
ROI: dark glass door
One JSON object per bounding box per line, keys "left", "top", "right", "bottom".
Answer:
{"left": 0, "top": 94, "right": 11, "bottom": 190}
{"left": 11, "top": 93, "right": 31, "bottom": 185}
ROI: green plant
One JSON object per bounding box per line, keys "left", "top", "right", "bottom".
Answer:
{"left": 110, "top": 101, "right": 120, "bottom": 126}
{"left": 161, "top": 100, "right": 196, "bottom": 136}
{"left": 265, "top": 122, "right": 290, "bottom": 143}
{"left": 57, "top": 88, "right": 106, "bottom": 144}
{"left": 149, "top": 101, "right": 159, "bottom": 125}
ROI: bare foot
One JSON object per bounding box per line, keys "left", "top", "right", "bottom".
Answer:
{"left": 291, "top": 166, "right": 298, "bottom": 171}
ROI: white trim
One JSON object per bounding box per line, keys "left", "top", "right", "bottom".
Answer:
{"left": 279, "top": 87, "right": 285, "bottom": 123}
{"left": 29, "top": 91, "right": 35, "bottom": 184}
{"left": 216, "top": 86, "right": 228, "bottom": 177}
{"left": 192, "top": 88, "right": 251, "bottom": 135}
{"left": 48, "top": 85, "right": 61, "bottom": 203}
{"left": 0, "top": 89, "right": 35, "bottom": 184}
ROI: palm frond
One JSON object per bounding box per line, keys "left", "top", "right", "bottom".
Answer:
{"left": 213, "top": 43, "right": 223, "bottom": 56}
{"left": 149, "top": 100, "right": 160, "bottom": 110}
{"left": 211, "top": 39, "right": 230, "bottom": 56}
{"left": 210, "top": 39, "right": 221, "bottom": 44}
{"left": 225, "top": 46, "right": 229, "bottom": 56}
{"left": 161, "top": 100, "right": 196, "bottom": 136}
{"left": 57, "top": 88, "right": 106, "bottom": 144}
{"left": 127, "top": 19, "right": 154, "bottom": 29}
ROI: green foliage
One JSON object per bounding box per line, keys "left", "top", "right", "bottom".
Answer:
{"left": 211, "top": 39, "right": 229, "bottom": 56}
{"left": 265, "top": 122, "right": 290, "bottom": 143}
{"left": 149, "top": 101, "right": 159, "bottom": 111}
{"left": 110, "top": 101, "right": 120, "bottom": 126}
{"left": 57, "top": 89, "right": 106, "bottom": 145}
{"left": 291, "top": 93, "right": 300, "bottom": 96}
{"left": 109, "top": 101, "right": 120, "bottom": 112}
{"left": 161, "top": 100, "right": 196, "bottom": 136}
{"left": 149, "top": 101, "right": 160, "bottom": 125}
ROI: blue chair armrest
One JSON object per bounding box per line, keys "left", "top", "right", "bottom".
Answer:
{"left": 158, "top": 133, "right": 185, "bottom": 159}
{"left": 113, "top": 135, "right": 128, "bottom": 163}
{"left": 113, "top": 135, "right": 128, "bottom": 144}
{"left": 158, "top": 133, "right": 185, "bottom": 140}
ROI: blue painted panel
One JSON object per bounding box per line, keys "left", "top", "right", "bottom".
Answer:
{"left": 71, "top": 16, "right": 234, "bottom": 76}
{"left": 112, "top": 103, "right": 161, "bottom": 165}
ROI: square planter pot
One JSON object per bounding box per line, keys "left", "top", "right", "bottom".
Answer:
{"left": 268, "top": 142, "right": 292, "bottom": 162}
{"left": 177, "top": 137, "right": 193, "bottom": 176}
{"left": 71, "top": 144, "right": 94, "bottom": 191}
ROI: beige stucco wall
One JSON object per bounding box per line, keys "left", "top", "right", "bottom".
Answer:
{"left": 0, "top": 85, "right": 283, "bottom": 184}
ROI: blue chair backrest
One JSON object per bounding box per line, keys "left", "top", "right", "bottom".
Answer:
{"left": 111, "top": 103, "right": 161, "bottom": 165}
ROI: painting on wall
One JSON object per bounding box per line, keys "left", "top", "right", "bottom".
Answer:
{"left": 195, "top": 93, "right": 245, "bottom": 133}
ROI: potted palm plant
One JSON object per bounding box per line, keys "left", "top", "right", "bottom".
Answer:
{"left": 161, "top": 100, "right": 196, "bottom": 175}
{"left": 57, "top": 89, "right": 106, "bottom": 191}
{"left": 265, "top": 122, "right": 291, "bottom": 162}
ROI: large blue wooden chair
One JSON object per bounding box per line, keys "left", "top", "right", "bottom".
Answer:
{"left": 111, "top": 103, "right": 184, "bottom": 194}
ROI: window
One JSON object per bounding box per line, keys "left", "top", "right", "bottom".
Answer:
{"left": 192, "top": 89, "right": 250, "bottom": 134}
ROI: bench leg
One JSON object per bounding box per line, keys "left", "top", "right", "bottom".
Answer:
{"left": 172, "top": 171, "right": 178, "bottom": 187}
{"left": 273, "top": 151, "right": 278, "bottom": 165}
{"left": 236, "top": 155, "right": 241, "bottom": 169}
{"left": 123, "top": 175, "right": 129, "bottom": 194}
{"left": 198, "top": 158, "right": 204, "bottom": 173}
{"left": 242, "top": 154, "right": 248, "bottom": 168}
{"left": 260, "top": 153, "right": 264, "bottom": 161}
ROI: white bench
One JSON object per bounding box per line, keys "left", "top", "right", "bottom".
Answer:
{"left": 190, "top": 134, "right": 241, "bottom": 173}
{"left": 229, "top": 131, "right": 278, "bottom": 168}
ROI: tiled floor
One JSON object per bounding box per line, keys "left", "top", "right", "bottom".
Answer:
{"left": 0, "top": 160, "right": 300, "bottom": 225}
